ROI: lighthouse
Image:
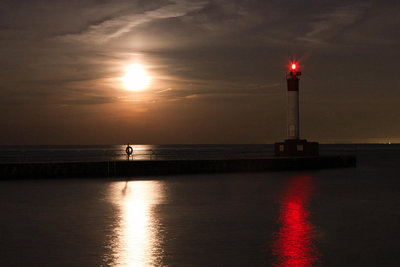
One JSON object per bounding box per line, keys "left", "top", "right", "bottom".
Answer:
{"left": 287, "top": 62, "right": 301, "bottom": 140}
{"left": 275, "top": 61, "right": 319, "bottom": 156}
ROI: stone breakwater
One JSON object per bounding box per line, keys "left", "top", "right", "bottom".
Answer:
{"left": 0, "top": 155, "right": 356, "bottom": 179}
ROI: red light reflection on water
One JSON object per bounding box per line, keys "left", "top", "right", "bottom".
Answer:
{"left": 272, "top": 176, "right": 319, "bottom": 266}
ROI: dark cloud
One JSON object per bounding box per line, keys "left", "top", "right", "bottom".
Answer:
{"left": 61, "top": 95, "right": 116, "bottom": 106}
{"left": 57, "top": 0, "right": 207, "bottom": 43}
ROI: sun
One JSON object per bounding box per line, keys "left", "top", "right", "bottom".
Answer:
{"left": 122, "top": 64, "right": 150, "bottom": 91}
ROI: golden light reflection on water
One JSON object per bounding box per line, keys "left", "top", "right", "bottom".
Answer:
{"left": 116, "top": 144, "right": 156, "bottom": 160}
{"left": 107, "top": 180, "right": 164, "bottom": 266}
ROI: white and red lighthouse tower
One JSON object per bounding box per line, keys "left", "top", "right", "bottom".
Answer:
{"left": 275, "top": 61, "right": 319, "bottom": 156}
{"left": 287, "top": 62, "right": 301, "bottom": 140}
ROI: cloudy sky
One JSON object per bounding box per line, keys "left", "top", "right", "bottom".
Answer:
{"left": 1, "top": 0, "right": 399, "bottom": 144}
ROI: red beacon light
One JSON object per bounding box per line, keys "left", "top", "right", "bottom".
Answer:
{"left": 288, "top": 61, "right": 301, "bottom": 77}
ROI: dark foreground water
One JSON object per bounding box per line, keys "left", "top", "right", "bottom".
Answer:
{"left": 1, "top": 145, "right": 400, "bottom": 266}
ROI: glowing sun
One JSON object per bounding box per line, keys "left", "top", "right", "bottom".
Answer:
{"left": 122, "top": 64, "right": 150, "bottom": 91}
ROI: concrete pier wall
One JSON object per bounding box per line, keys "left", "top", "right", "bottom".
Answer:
{"left": 0, "top": 155, "right": 356, "bottom": 179}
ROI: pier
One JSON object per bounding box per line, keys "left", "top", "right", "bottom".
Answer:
{"left": 0, "top": 155, "right": 356, "bottom": 179}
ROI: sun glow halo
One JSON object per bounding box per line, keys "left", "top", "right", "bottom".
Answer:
{"left": 123, "top": 64, "right": 150, "bottom": 91}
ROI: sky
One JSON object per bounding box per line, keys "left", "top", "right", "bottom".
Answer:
{"left": 1, "top": 0, "right": 400, "bottom": 145}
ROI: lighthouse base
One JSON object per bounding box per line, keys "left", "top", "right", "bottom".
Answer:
{"left": 274, "top": 139, "right": 319, "bottom": 157}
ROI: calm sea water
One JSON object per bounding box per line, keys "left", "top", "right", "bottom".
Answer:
{"left": 0, "top": 144, "right": 275, "bottom": 163}
{"left": 0, "top": 144, "right": 400, "bottom": 266}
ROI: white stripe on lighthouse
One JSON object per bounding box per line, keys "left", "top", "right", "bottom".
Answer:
{"left": 287, "top": 90, "right": 299, "bottom": 139}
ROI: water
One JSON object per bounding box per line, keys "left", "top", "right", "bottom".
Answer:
{"left": 0, "top": 143, "right": 394, "bottom": 163}
{"left": 0, "top": 144, "right": 275, "bottom": 163}
{"left": 0, "top": 144, "right": 400, "bottom": 266}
